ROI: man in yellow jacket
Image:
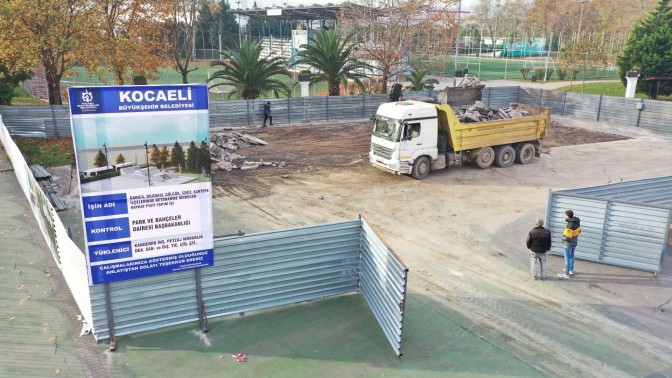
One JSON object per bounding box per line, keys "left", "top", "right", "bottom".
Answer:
{"left": 558, "top": 210, "right": 582, "bottom": 279}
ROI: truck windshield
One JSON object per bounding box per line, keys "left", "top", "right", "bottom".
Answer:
{"left": 372, "top": 117, "right": 401, "bottom": 142}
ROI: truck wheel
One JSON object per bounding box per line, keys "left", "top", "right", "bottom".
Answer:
{"left": 474, "top": 147, "right": 495, "bottom": 169}
{"left": 411, "top": 156, "right": 431, "bottom": 180}
{"left": 495, "top": 145, "right": 515, "bottom": 168}
{"left": 515, "top": 143, "right": 536, "bottom": 164}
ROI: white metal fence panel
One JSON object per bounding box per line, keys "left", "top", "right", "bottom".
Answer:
{"left": 547, "top": 188, "right": 671, "bottom": 273}
{"left": 360, "top": 218, "right": 408, "bottom": 357}
{"left": 0, "top": 117, "right": 93, "bottom": 323}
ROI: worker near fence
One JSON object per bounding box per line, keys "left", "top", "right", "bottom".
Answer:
{"left": 389, "top": 83, "right": 403, "bottom": 102}
{"left": 526, "top": 218, "right": 551, "bottom": 280}
{"left": 558, "top": 210, "right": 582, "bottom": 279}
{"left": 263, "top": 101, "right": 273, "bottom": 127}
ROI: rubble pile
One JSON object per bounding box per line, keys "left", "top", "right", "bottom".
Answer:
{"left": 457, "top": 76, "right": 483, "bottom": 89}
{"left": 455, "top": 101, "right": 531, "bottom": 123}
{"left": 209, "top": 132, "right": 287, "bottom": 171}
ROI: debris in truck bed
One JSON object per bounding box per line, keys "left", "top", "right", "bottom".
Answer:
{"left": 455, "top": 102, "right": 531, "bottom": 123}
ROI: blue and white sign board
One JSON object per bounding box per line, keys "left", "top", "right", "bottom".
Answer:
{"left": 68, "top": 85, "right": 214, "bottom": 285}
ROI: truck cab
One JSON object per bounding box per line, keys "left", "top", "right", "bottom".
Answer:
{"left": 369, "top": 101, "right": 439, "bottom": 179}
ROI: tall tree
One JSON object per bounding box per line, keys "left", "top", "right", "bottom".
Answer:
{"left": 186, "top": 141, "right": 198, "bottom": 170}
{"left": 339, "top": 0, "right": 456, "bottom": 93}
{"left": 159, "top": 145, "right": 169, "bottom": 167}
{"left": 617, "top": 0, "right": 672, "bottom": 97}
{"left": 93, "top": 150, "right": 107, "bottom": 168}
{"left": 198, "top": 140, "right": 210, "bottom": 174}
{"left": 163, "top": 0, "right": 201, "bottom": 83}
{"left": 2, "top": 0, "right": 97, "bottom": 105}
{"left": 208, "top": 41, "right": 291, "bottom": 99}
{"left": 292, "top": 29, "right": 370, "bottom": 96}
{"left": 195, "top": 0, "right": 239, "bottom": 53}
{"left": 0, "top": 4, "right": 35, "bottom": 105}
{"left": 88, "top": 0, "right": 168, "bottom": 85}
{"left": 149, "top": 144, "right": 160, "bottom": 166}
{"left": 171, "top": 141, "right": 186, "bottom": 169}
{"left": 114, "top": 153, "right": 126, "bottom": 164}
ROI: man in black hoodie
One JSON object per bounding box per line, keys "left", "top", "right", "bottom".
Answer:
{"left": 558, "top": 210, "right": 582, "bottom": 279}
{"left": 527, "top": 218, "right": 552, "bottom": 280}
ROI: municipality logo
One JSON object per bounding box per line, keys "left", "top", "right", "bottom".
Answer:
{"left": 81, "top": 90, "right": 93, "bottom": 103}
{"left": 76, "top": 89, "right": 99, "bottom": 112}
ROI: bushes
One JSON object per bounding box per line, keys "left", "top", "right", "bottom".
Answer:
{"left": 556, "top": 65, "right": 568, "bottom": 80}
{"left": 519, "top": 67, "right": 531, "bottom": 79}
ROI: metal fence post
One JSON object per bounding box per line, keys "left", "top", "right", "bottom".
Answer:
{"left": 326, "top": 95, "right": 329, "bottom": 121}
{"left": 246, "top": 100, "right": 251, "bottom": 127}
{"left": 562, "top": 92, "right": 568, "bottom": 116}
{"left": 597, "top": 95, "right": 603, "bottom": 121}
{"left": 486, "top": 88, "right": 491, "bottom": 108}
{"left": 636, "top": 99, "right": 643, "bottom": 127}
{"left": 104, "top": 283, "right": 117, "bottom": 351}
{"left": 195, "top": 268, "right": 209, "bottom": 332}
{"left": 539, "top": 89, "right": 543, "bottom": 106}
{"left": 362, "top": 95, "right": 365, "bottom": 119}
{"left": 516, "top": 86, "right": 520, "bottom": 103}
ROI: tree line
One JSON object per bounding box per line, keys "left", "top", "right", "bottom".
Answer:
{"left": 93, "top": 141, "right": 210, "bottom": 173}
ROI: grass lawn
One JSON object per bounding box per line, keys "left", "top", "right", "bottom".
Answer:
{"left": 553, "top": 82, "right": 649, "bottom": 98}
{"left": 11, "top": 86, "right": 48, "bottom": 105}
{"left": 13, "top": 136, "right": 74, "bottom": 167}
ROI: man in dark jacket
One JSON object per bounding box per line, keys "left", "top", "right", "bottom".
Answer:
{"left": 558, "top": 210, "right": 582, "bottom": 279}
{"left": 527, "top": 218, "right": 552, "bottom": 280}
{"left": 263, "top": 102, "right": 273, "bottom": 127}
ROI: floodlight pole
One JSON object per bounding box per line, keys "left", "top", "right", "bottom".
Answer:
{"left": 102, "top": 143, "right": 109, "bottom": 174}
{"left": 236, "top": 0, "right": 242, "bottom": 48}
{"left": 144, "top": 142, "right": 151, "bottom": 187}
{"left": 454, "top": 0, "right": 461, "bottom": 72}
{"left": 578, "top": 0, "right": 588, "bottom": 41}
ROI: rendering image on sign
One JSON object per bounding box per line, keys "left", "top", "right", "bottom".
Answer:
{"left": 68, "top": 84, "right": 214, "bottom": 285}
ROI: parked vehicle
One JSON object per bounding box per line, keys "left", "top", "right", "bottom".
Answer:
{"left": 369, "top": 87, "right": 551, "bottom": 179}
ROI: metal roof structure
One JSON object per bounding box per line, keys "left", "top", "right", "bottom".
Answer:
{"left": 231, "top": 3, "right": 354, "bottom": 21}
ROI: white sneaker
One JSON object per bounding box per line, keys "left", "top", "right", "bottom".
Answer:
{"left": 568, "top": 271, "right": 574, "bottom": 276}
{"left": 557, "top": 273, "right": 570, "bottom": 279}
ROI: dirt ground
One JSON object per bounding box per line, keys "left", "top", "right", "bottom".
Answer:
{"left": 45, "top": 116, "right": 672, "bottom": 376}
{"left": 204, "top": 117, "right": 672, "bottom": 377}
{"left": 210, "top": 120, "right": 629, "bottom": 193}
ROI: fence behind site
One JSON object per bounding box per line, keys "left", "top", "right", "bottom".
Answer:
{"left": 2, "top": 87, "right": 672, "bottom": 137}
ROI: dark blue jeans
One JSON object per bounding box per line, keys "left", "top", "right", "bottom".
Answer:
{"left": 563, "top": 245, "right": 576, "bottom": 273}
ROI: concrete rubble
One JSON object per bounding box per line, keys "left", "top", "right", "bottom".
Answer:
{"left": 209, "top": 132, "right": 286, "bottom": 171}
{"left": 455, "top": 101, "right": 531, "bottom": 123}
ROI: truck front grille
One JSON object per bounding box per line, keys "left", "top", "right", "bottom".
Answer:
{"left": 371, "top": 143, "right": 393, "bottom": 159}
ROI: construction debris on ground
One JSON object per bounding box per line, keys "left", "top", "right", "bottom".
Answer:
{"left": 455, "top": 101, "right": 531, "bottom": 123}
{"left": 209, "top": 132, "right": 286, "bottom": 171}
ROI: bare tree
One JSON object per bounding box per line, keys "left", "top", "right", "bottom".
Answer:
{"left": 339, "top": 0, "right": 457, "bottom": 94}
{"left": 163, "top": 0, "right": 202, "bottom": 84}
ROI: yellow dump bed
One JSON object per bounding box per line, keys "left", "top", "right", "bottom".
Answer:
{"left": 435, "top": 103, "right": 551, "bottom": 151}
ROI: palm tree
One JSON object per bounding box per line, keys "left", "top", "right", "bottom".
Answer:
{"left": 405, "top": 70, "right": 440, "bottom": 91}
{"left": 208, "top": 42, "right": 291, "bottom": 99}
{"left": 293, "top": 29, "right": 371, "bottom": 96}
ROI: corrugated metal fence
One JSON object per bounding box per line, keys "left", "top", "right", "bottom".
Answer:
{"left": 89, "top": 218, "right": 408, "bottom": 356}
{"left": 4, "top": 87, "right": 671, "bottom": 137}
{"left": 546, "top": 177, "right": 672, "bottom": 273}
{"left": 1, "top": 114, "right": 409, "bottom": 356}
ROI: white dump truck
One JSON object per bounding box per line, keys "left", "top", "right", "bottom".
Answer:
{"left": 369, "top": 87, "right": 551, "bottom": 179}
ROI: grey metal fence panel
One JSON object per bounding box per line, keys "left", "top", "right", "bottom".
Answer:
{"left": 517, "top": 88, "right": 542, "bottom": 107}
{"left": 539, "top": 90, "right": 567, "bottom": 115}
{"left": 560, "top": 176, "right": 672, "bottom": 206}
{"left": 360, "top": 218, "right": 408, "bottom": 357}
{"left": 638, "top": 100, "right": 672, "bottom": 135}
{"left": 203, "top": 221, "right": 362, "bottom": 316}
{"left": 90, "top": 270, "right": 200, "bottom": 340}
{"left": 560, "top": 93, "right": 602, "bottom": 119}
{"left": 598, "top": 97, "right": 641, "bottom": 126}
{"left": 547, "top": 183, "right": 671, "bottom": 273}
{"left": 89, "top": 220, "right": 362, "bottom": 341}
{"left": 485, "top": 86, "right": 521, "bottom": 109}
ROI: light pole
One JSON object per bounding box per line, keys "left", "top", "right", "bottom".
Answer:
{"left": 577, "top": 0, "right": 588, "bottom": 41}
{"left": 143, "top": 142, "right": 151, "bottom": 187}
{"left": 102, "top": 143, "right": 109, "bottom": 174}
{"left": 236, "top": 0, "right": 242, "bottom": 48}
